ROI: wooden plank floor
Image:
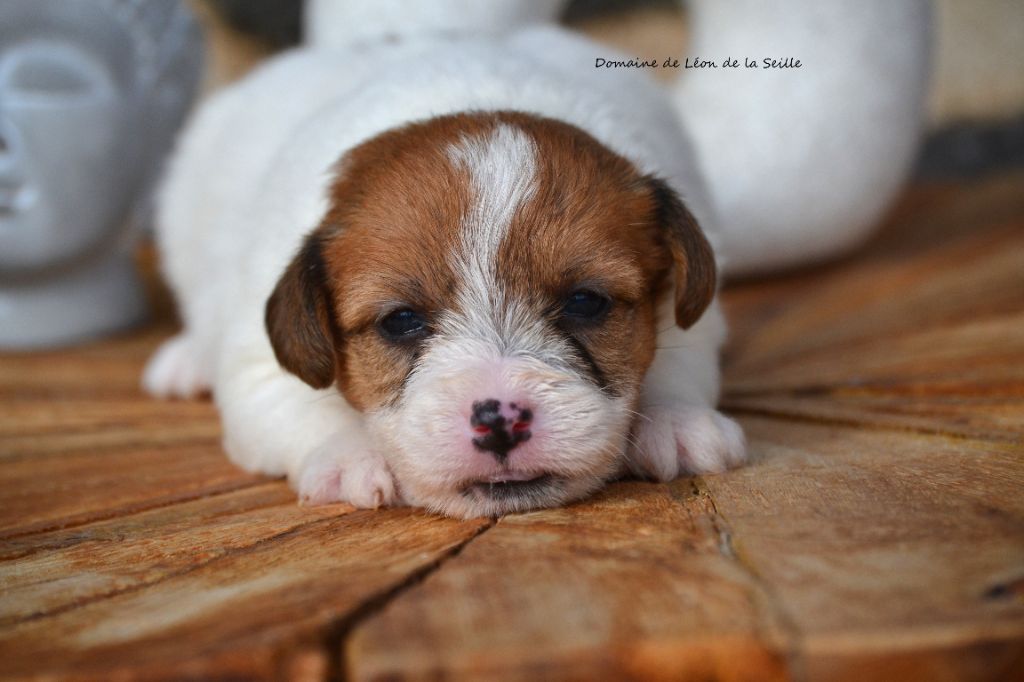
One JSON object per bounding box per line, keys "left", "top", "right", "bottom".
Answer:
{"left": 1, "top": 173, "right": 1022, "bottom": 681}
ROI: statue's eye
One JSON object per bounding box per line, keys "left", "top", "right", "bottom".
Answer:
{"left": 377, "top": 308, "right": 429, "bottom": 342}
{"left": 560, "top": 290, "right": 611, "bottom": 323}
{"left": 5, "top": 50, "right": 99, "bottom": 97}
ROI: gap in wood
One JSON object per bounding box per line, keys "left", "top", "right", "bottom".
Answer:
{"left": 0, "top": 477, "right": 271, "bottom": 542}
{"left": 719, "top": 403, "right": 1020, "bottom": 444}
{"left": 684, "top": 478, "right": 809, "bottom": 681}
{"left": 4, "top": 510, "right": 350, "bottom": 628}
{"left": 326, "top": 520, "right": 496, "bottom": 682}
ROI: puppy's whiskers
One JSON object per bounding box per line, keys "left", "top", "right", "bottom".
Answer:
{"left": 623, "top": 407, "right": 652, "bottom": 424}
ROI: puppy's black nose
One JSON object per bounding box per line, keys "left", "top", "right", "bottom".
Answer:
{"left": 470, "top": 399, "right": 532, "bottom": 462}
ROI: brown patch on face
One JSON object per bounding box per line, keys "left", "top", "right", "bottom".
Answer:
{"left": 489, "top": 113, "right": 714, "bottom": 400}
{"left": 265, "top": 232, "right": 339, "bottom": 389}
{"left": 265, "top": 111, "right": 715, "bottom": 412}
{"left": 645, "top": 177, "right": 717, "bottom": 328}
{"left": 312, "top": 115, "right": 496, "bottom": 410}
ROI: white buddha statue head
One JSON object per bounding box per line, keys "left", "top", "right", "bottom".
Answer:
{"left": 0, "top": 0, "right": 202, "bottom": 347}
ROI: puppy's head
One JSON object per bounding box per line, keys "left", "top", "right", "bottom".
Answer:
{"left": 266, "top": 112, "right": 715, "bottom": 517}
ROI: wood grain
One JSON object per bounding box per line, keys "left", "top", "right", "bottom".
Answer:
{"left": 346, "top": 480, "right": 791, "bottom": 682}
{"left": 0, "top": 483, "right": 338, "bottom": 624}
{"left": 720, "top": 174, "right": 1024, "bottom": 450}
{"left": 706, "top": 417, "right": 1024, "bottom": 681}
{"left": 0, "top": 318, "right": 489, "bottom": 681}
{"left": 0, "top": 509, "right": 488, "bottom": 680}
{"left": 345, "top": 418, "right": 1023, "bottom": 681}
{"left": 0, "top": 440, "right": 264, "bottom": 538}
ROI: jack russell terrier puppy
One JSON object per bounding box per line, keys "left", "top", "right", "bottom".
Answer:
{"left": 143, "top": 27, "right": 746, "bottom": 518}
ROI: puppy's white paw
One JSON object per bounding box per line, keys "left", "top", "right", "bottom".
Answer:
{"left": 142, "top": 334, "right": 210, "bottom": 399}
{"left": 629, "top": 406, "right": 747, "bottom": 481}
{"left": 297, "top": 436, "right": 397, "bottom": 509}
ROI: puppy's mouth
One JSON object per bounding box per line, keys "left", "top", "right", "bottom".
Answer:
{"left": 462, "top": 472, "right": 559, "bottom": 502}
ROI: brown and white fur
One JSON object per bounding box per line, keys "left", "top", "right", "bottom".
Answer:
{"left": 143, "top": 28, "right": 746, "bottom": 517}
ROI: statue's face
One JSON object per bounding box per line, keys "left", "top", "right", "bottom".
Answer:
{"left": 0, "top": 3, "right": 138, "bottom": 273}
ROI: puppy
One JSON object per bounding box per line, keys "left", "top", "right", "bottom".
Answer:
{"left": 143, "top": 27, "right": 746, "bottom": 517}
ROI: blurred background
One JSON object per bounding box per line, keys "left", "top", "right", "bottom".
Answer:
{"left": 198, "top": 0, "right": 1024, "bottom": 178}
{"left": 1, "top": 0, "right": 1022, "bottom": 348}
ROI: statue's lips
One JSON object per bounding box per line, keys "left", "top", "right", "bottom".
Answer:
{"left": 0, "top": 181, "right": 35, "bottom": 215}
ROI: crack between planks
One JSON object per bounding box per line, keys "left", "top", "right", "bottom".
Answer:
{"left": 0, "top": 433, "right": 222, "bottom": 462}
{"left": 0, "top": 482, "right": 291, "bottom": 564}
{"left": 725, "top": 380, "right": 1024, "bottom": 400}
{"left": 0, "top": 477, "right": 273, "bottom": 543}
{"left": 321, "top": 519, "right": 496, "bottom": 682}
{"left": 1, "top": 510, "right": 350, "bottom": 628}
{"left": 719, "top": 402, "right": 1021, "bottom": 445}
{"left": 689, "top": 477, "right": 809, "bottom": 682}
{"left": 722, "top": 303, "right": 1024, "bottom": 378}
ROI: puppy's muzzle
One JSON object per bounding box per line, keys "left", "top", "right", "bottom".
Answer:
{"left": 470, "top": 398, "right": 533, "bottom": 461}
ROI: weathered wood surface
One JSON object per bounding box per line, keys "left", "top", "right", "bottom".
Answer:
{"left": 1, "top": 173, "right": 1022, "bottom": 681}
{"left": 347, "top": 478, "right": 792, "bottom": 682}
{"left": 347, "top": 418, "right": 1023, "bottom": 681}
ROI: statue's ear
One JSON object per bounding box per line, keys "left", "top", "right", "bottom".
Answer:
{"left": 265, "top": 233, "right": 339, "bottom": 389}
{"left": 646, "top": 177, "right": 718, "bottom": 329}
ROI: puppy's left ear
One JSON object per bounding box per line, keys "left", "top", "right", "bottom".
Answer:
{"left": 265, "top": 233, "right": 340, "bottom": 389}
{"left": 647, "top": 177, "right": 718, "bottom": 329}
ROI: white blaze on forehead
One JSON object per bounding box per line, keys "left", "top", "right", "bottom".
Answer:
{"left": 448, "top": 123, "right": 538, "bottom": 271}
{"left": 445, "top": 123, "right": 540, "bottom": 349}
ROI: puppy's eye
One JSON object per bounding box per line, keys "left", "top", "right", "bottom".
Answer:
{"left": 561, "top": 290, "right": 611, "bottom": 322}
{"left": 378, "top": 308, "right": 428, "bottom": 342}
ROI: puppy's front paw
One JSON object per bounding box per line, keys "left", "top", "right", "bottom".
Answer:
{"left": 629, "top": 406, "right": 747, "bottom": 481}
{"left": 142, "top": 334, "right": 210, "bottom": 399}
{"left": 297, "top": 436, "right": 397, "bottom": 509}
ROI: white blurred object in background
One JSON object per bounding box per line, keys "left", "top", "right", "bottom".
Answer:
{"left": 673, "top": 0, "right": 932, "bottom": 276}
{"left": 306, "top": 0, "right": 933, "bottom": 278}
{"left": 304, "top": 0, "right": 564, "bottom": 49}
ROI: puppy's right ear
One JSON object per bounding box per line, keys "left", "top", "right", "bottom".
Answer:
{"left": 646, "top": 177, "right": 718, "bottom": 329}
{"left": 265, "top": 234, "right": 339, "bottom": 389}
